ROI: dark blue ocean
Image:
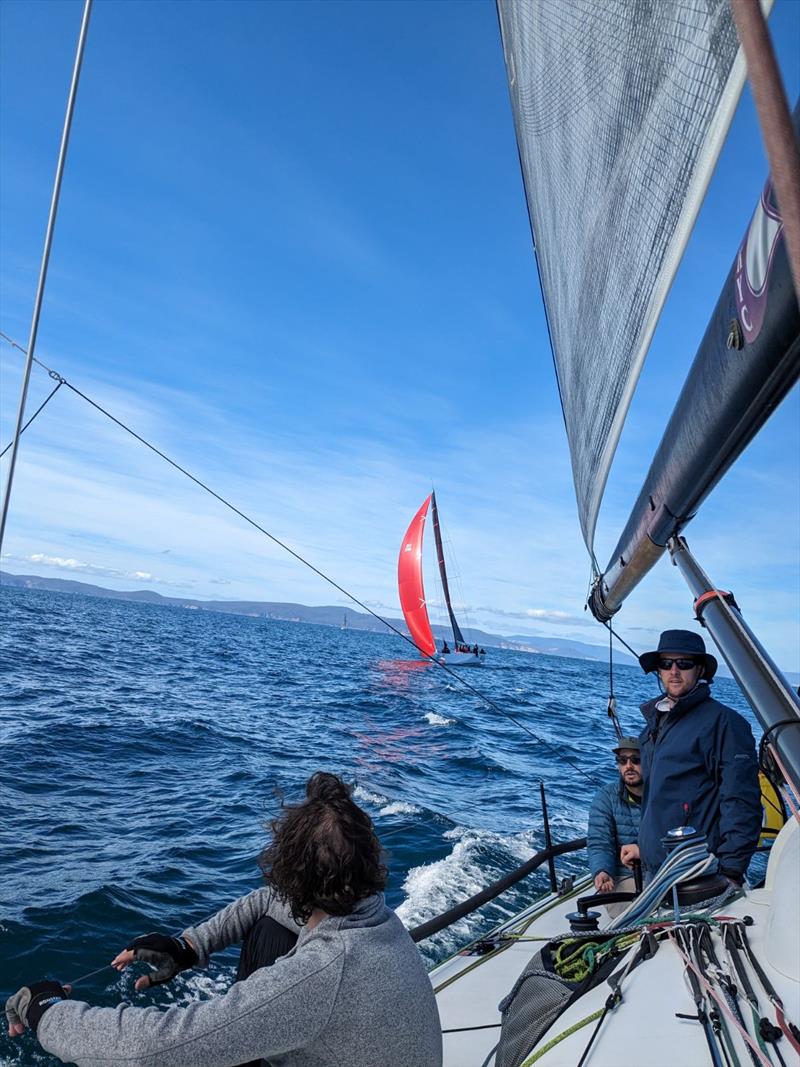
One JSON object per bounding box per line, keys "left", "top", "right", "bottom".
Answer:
{"left": 0, "top": 585, "right": 760, "bottom": 1065}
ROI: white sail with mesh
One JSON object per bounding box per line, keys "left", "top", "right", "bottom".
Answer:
{"left": 497, "top": 0, "right": 768, "bottom": 554}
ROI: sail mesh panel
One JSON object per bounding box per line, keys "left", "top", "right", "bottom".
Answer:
{"left": 498, "top": 0, "right": 753, "bottom": 553}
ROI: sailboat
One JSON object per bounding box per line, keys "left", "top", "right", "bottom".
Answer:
{"left": 423, "top": 2, "right": 800, "bottom": 1064}
{"left": 1, "top": 2, "right": 798, "bottom": 1066}
{"left": 398, "top": 492, "right": 484, "bottom": 666}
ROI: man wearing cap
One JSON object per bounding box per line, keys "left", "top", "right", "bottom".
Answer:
{"left": 587, "top": 737, "right": 643, "bottom": 915}
{"left": 633, "top": 629, "right": 761, "bottom": 886}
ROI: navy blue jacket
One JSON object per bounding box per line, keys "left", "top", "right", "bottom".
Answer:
{"left": 638, "top": 683, "right": 761, "bottom": 879}
{"left": 587, "top": 778, "right": 641, "bottom": 880}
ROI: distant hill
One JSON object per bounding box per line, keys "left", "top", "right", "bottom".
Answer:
{"left": 1, "top": 570, "right": 643, "bottom": 668}
{"left": 7, "top": 570, "right": 797, "bottom": 684}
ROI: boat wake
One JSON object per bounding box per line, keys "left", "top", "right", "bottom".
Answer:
{"left": 396, "top": 824, "right": 547, "bottom": 959}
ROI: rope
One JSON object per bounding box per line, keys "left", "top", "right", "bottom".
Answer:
{"left": 765, "top": 743, "right": 800, "bottom": 823}
{"left": 520, "top": 1008, "right": 604, "bottom": 1066}
{"left": 0, "top": 335, "right": 602, "bottom": 785}
{"left": 441, "top": 1023, "right": 502, "bottom": 1034}
{"left": 669, "top": 931, "right": 773, "bottom": 1067}
{"left": 608, "top": 623, "right": 613, "bottom": 699}
{"left": 735, "top": 921, "right": 800, "bottom": 1057}
{"left": 65, "top": 963, "right": 114, "bottom": 987}
{"left": 606, "top": 624, "right": 623, "bottom": 741}
{"left": 575, "top": 933, "right": 646, "bottom": 1067}
{"left": 608, "top": 838, "right": 721, "bottom": 929}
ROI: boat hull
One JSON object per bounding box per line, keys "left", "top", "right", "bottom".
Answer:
{"left": 437, "top": 651, "right": 484, "bottom": 667}
{"left": 430, "top": 817, "right": 800, "bottom": 1066}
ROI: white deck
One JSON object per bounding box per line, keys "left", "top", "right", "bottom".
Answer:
{"left": 432, "top": 819, "right": 800, "bottom": 1067}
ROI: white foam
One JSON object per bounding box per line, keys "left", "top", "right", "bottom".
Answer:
{"left": 424, "top": 711, "right": 456, "bottom": 726}
{"left": 398, "top": 824, "right": 541, "bottom": 935}
{"left": 396, "top": 836, "right": 488, "bottom": 930}
{"left": 178, "top": 969, "right": 233, "bottom": 1002}
{"left": 443, "top": 824, "right": 538, "bottom": 864}
{"left": 352, "top": 785, "right": 387, "bottom": 807}
{"left": 379, "top": 800, "right": 421, "bottom": 817}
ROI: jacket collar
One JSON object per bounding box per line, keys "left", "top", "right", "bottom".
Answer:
{"left": 616, "top": 776, "right": 641, "bottom": 804}
{"left": 640, "top": 681, "right": 712, "bottom": 728}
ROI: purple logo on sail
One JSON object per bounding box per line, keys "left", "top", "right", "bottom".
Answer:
{"left": 734, "top": 180, "right": 783, "bottom": 345}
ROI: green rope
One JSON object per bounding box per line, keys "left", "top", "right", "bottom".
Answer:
{"left": 750, "top": 1004, "right": 771, "bottom": 1057}
{"left": 500, "top": 935, "right": 554, "bottom": 943}
{"left": 552, "top": 932, "right": 640, "bottom": 983}
{"left": 520, "top": 1008, "right": 605, "bottom": 1066}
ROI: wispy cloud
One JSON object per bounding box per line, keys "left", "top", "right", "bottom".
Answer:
{"left": 1, "top": 355, "right": 797, "bottom": 670}
{"left": 473, "top": 605, "right": 584, "bottom": 625}
{"left": 1, "top": 551, "right": 185, "bottom": 586}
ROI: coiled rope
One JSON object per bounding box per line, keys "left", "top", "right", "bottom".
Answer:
{"left": 608, "top": 837, "right": 724, "bottom": 930}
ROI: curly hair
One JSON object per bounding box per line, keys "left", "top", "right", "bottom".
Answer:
{"left": 259, "top": 772, "right": 388, "bottom": 924}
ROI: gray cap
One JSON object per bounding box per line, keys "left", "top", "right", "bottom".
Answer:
{"left": 612, "top": 736, "right": 641, "bottom": 755}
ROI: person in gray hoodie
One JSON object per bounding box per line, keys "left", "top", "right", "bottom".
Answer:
{"left": 5, "top": 772, "right": 443, "bottom": 1067}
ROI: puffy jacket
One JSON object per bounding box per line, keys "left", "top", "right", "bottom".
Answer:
{"left": 587, "top": 778, "right": 642, "bottom": 880}
{"left": 37, "top": 891, "right": 443, "bottom": 1067}
{"left": 638, "top": 683, "right": 761, "bottom": 880}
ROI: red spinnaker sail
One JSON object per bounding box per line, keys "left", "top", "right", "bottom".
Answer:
{"left": 398, "top": 494, "right": 436, "bottom": 657}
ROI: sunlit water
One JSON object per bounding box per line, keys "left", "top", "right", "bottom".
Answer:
{"left": 0, "top": 585, "right": 759, "bottom": 1065}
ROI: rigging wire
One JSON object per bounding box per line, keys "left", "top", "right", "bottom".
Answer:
{"left": 605, "top": 621, "right": 623, "bottom": 741}
{"left": 0, "top": 336, "right": 602, "bottom": 785}
{"left": 0, "top": 377, "right": 64, "bottom": 458}
{"left": 604, "top": 621, "right": 640, "bottom": 662}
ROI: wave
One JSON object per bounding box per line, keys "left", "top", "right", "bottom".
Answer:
{"left": 424, "top": 711, "right": 456, "bottom": 726}
{"left": 352, "top": 785, "right": 387, "bottom": 807}
{"left": 378, "top": 801, "right": 422, "bottom": 817}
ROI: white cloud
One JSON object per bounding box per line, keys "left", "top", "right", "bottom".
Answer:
{"left": 474, "top": 605, "right": 584, "bottom": 625}
{"left": 1, "top": 344, "right": 797, "bottom": 670}
{"left": 1, "top": 551, "right": 184, "bottom": 586}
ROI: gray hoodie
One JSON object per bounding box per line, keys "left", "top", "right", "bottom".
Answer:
{"left": 37, "top": 889, "right": 443, "bottom": 1067}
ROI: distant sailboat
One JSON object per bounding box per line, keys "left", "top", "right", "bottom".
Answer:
{"left": 397, "top": 492, "right": 484, "bottom": 666}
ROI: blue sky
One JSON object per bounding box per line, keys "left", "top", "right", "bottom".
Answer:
{"left": 1, "top": 0, "right": 798, "bottom": 671}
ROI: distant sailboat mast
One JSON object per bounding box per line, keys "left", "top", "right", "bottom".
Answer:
{"left": 431, "top": 491, "right": 465, "bottom": 648}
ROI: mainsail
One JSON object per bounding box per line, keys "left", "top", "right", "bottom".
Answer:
{"left": 497, "top": 0, "right": 760, "bottom": 554}
{"left": 590, "top": 152, "right": 800, "bottom": 619}
{"left": 431, "top": 491, "right": 466, "bottom": 648}
{"left": 398, "top": 494, "right": 436, "bottom": 656}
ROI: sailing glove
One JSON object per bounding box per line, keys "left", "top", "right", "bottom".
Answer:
{"left": 126, "top": 933, "right": 198, "bottom": 985}
{"left": 6, "top": 980, "right": 67, "bottom": 1034}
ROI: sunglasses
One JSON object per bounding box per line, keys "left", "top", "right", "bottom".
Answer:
{"left": 658, "top": 658, "right": 700, "bottom": 671}
{"left": 615, "top": 755, "right": 641, "bottom": 766}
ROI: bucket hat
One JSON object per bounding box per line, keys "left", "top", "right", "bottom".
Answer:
{"left": 612, "top": 736, "right": 641, "bottom": 756}
{"left": 638, "top": 629, "right": 717, "bottom": 681}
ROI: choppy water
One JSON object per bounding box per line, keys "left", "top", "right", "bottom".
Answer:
{"left": 0, "top": 585, "right": 759, "bottom": 1065}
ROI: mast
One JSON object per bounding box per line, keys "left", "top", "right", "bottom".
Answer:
{"left": 669, "top": 537, "right": 800, "bottom": 789}
{"left": 431, "top": 492, "right": 466, "bottom": 647}
{"left": 0, "top": 0, "right": 92, "bottom": 552}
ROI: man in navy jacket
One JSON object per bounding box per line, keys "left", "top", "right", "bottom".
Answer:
{"left": 634, "top": 630, "right": 761, "bottom": 884}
